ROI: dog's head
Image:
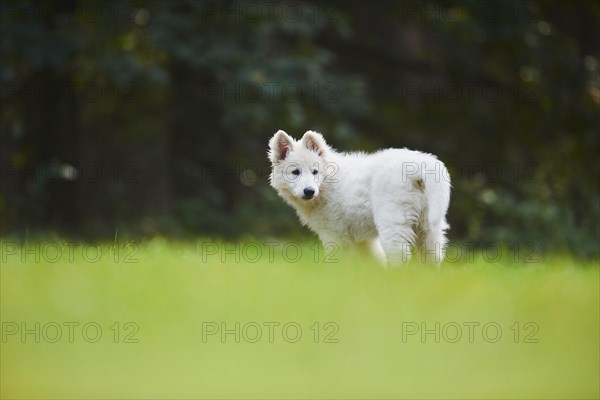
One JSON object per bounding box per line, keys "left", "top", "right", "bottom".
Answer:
{"left": 268, "top": 130, "right": 329, "bottom": 202}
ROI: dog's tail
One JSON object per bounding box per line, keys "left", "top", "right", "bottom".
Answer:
{"left": 425, "top": 160, "right": 450, "bottom": 228}
{"left": 421, "top": 158, "right": 451, "bottom": 262}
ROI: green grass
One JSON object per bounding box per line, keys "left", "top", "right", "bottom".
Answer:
{"left": 1, "top": 239, "right": 599, "bottom": 399}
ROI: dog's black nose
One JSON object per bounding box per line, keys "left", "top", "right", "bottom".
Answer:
{"left": 303, "top": 188, "right": 315, "bottom": 198}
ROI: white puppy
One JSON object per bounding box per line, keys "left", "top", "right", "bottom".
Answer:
{"left": 269, "top": 130, "right": 451, "bottom": 266}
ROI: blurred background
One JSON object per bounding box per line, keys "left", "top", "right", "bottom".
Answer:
{"left": 1, "top": 0, "right": 598, "bottom": 256}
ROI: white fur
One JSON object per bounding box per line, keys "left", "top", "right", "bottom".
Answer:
{"left": 269, "top": 130, "right": 451, "bottom": 266}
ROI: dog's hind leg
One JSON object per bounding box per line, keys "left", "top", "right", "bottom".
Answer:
{"left": 368, "top": 238, "right": 387, "bottom": 265}
{"left": 372, "top": 173, "right": 429, "bottom": 267}
{"left": 377, "top": 224, "right": 417, "bottom": 267}
{"left": 373, "top": 204, "right": 421, "bottom": 267}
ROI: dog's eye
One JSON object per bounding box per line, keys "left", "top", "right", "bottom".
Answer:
{"left": 292, "top": 169, "right": 300, "bottom": 175}
{"left": 312, "top": 170, "right": 318, "bottom": 175}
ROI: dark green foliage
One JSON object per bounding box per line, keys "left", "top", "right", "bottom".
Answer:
{"left": 1, "top": 1, "right": 598, "bottom": 255}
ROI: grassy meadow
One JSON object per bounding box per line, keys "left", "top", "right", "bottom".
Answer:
{"left": 1, "top": 239, "right": 599, "bottom": 399}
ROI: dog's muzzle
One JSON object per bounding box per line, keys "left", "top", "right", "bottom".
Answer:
{"left": 302, "top": 188, "right": 315, "bottom": 200}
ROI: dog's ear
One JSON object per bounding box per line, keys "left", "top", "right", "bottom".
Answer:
{"left": 269, "top": 130, "right": 294, "bottom": 163}
{"left": 301, "top": 131, "right": 328, "bottom": 157}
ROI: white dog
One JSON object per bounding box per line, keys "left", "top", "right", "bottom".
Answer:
{"left": 268, "top": 130, "right": 451, "bottom": 266}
